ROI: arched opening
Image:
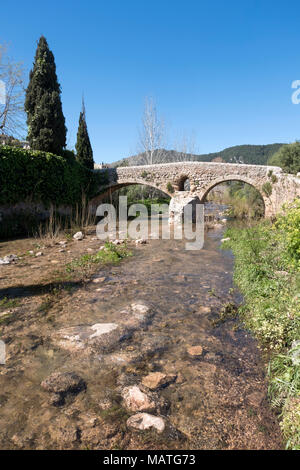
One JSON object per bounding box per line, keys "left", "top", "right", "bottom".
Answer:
{"left": 202, "top": 179, "right": 265, "bottom": 220}
{"left": 90, "top": 182, "right": 171, "bottom": 221}
{"left": 177, "top": 175, "right": 190, "bottom": 191}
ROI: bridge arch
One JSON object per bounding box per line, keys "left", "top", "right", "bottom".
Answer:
{"left": 176, "top": 175, "right": 191, "bottom": 191}
{"left": 88, "top": 180, "right": 172, "bottom": 213}
{"left": 198, "top": 174, "right": 267, "bottom": 214}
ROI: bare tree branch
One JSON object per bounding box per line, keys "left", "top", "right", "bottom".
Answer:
{"left": 0, "top": 44, "right": 26, "bottom": 138}
{"left": 137, "top": 96, "right": 168, "bottom": 165}
{"left": 173, "top": 130, "right": 199, "bottom": 162}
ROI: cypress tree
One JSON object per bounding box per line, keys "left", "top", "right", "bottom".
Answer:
{"left": 25, "top": 36, "right": 67, "bottom": 155}
{"left": 75, "top": 99, "right": 94, "bottom": 169}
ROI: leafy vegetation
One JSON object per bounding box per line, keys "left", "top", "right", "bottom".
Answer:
{"left": 65, "top": 242, "right": 132, "bottom": 274}
{"left": 166, "top": 182, "right": 174, "bottom": 193}
{"left": 0, "top": 297, "right": 20, "bottom": 311}
{"left": 268, "top": 142, "right": 300, "bottom": 175}
{"left": 223, "top": 200, "right": 300, "bottom": 449}
{"left": 0, "top": 145, "right": 107, "bottom": 206}
{"left": 101, "top": 183, "right": 170, "bottom": 214}
{"left": 208, "top": 181, "right": 265, "bottom": 219}
{"left": 262, "top": 181, "right": 272, "bottom": 197}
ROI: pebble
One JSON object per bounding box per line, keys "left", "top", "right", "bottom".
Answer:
{"left": 187, "top": 345, "right": 203, "bottom": 357}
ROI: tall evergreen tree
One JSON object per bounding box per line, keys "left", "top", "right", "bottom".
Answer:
{"left": 75, "top": 99, "right": 94, "bottom": 169}
{"left": 25, "top": 36, "right": 66, "bottom": 155}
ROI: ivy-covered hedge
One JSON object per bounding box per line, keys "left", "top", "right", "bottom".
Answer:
{"left": 0, "top": 146, "right": 108, "bottom": 206}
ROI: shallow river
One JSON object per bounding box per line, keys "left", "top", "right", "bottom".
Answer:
{"left": 0, "top": 224, "right": 282, "bottom": 449}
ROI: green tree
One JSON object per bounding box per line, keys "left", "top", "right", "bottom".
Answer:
{"left": 25, "top": 36, "right": 66, "bottom": 155}
{"left": 268, "top": 142, "right": 300, "bottom": 175}
{"left": 75, "top": 99, "right": 94, "bottom": 169}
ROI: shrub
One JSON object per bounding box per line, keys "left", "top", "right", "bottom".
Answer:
{"left": 262, "top": 181, "right": 272, "bottom": 196}
{"left": 0, "top": 146, "right": 107, "bottom": 206}
{"left": 271, "top": 174, "right": 278, "bottom": 184}
{"left": 276, "top": 200, "right": 300, "bottom": 267}
{"left": 166, "top": 182, "right": 174, "bottom": 193}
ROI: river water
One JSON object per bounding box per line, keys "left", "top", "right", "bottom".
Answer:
{"left": 0, "top": 222, "right": 282, "bottom": 449}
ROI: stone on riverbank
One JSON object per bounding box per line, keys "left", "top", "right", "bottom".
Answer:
{"left": 73, "top": 231, "right": 84, "bottom": 240}
{"left": 135, "top": 239, "right": 147, "bottom": 245}
{"left": 0, "top": 254, "right": 18, "bottom": 264}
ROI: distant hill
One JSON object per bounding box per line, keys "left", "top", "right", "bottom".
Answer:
{"left": 112, "top": 144, "right": 284, "bottom": 167}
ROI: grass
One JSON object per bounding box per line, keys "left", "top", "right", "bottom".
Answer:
{"left": 0, "top": 297, "right": 20, "bottom": 311}
{"left": 223, "top": 200, "right": 300, "bottom": 449}
{"left": 65, "top": 242, "right": 132, "bottom": 274}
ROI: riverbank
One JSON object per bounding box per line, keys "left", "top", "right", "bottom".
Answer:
{"left": 223, "top": 201, "right": 300, "bottom": 449}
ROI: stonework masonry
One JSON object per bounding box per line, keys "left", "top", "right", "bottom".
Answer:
{"left": 91, "top": 161, "right": 300, "bottom": 219}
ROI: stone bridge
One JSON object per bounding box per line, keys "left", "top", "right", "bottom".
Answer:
{"left": 90, "top": 162, "right": 300, "bottom": 220}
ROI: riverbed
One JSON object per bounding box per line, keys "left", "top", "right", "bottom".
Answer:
{"left": 0, "top": 225, "right": 282, "bottom": 449}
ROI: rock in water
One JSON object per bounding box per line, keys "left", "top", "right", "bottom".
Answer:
{"left": 41, "top": 371, "right": 86, "bottom": 406}
{"left": 187, "top": 345, "right": 203, "bottom": 357}
{"left": 53, "top": 303, "right": 156, "bottom": 357}
{"left": 53, "top": 323, "right": 129, "bottom": 354}
{"left": 126, "top": 413, "right": 165, "bottom": 433}
{"left": 141, "top": 372, "right": 176, "bottom": 391}
{"left": 121, "top": 385, "right": 156, "bottom": 412}
{"left": 198, "top": 306, "right": 211, "bottom": 314}
{"left": 118, "top": 302, "right": 155, "bottom": 330}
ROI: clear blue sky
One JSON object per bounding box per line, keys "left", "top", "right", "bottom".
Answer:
{"left": 1, "top": 0, "right": 300, "bottom": 163}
